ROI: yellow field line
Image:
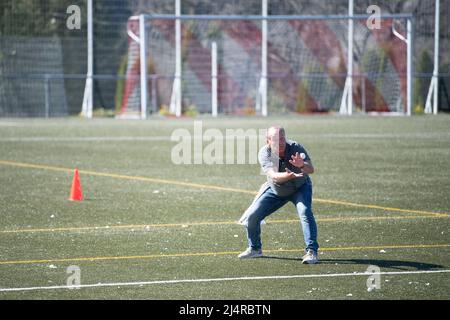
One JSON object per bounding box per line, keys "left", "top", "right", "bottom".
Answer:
{"left": 0, "top": 160, "right": 255, "bottom": 195}
{"left": 0, "top": 160, "right": 448, "bottom": 217}
{"left": 314, "top": 198, "right": 447, "bottom": 217}
{"left": 0, "top": 214, "right": 448, "bottom": 235}
{"left": 0, "top": 244, "right": 449, "bottom": 266}
{"left": 0, "top": 221, "right": 235, "bottom": 234}
{"left": 268, "top": 244, "right": 450, "bottom": 253}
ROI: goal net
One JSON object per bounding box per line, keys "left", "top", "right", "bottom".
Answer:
{"left": 118, "top": 14, "right": 411, "bottom": 117}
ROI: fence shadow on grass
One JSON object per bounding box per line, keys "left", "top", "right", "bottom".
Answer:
{"left": 261, "top": 256, "right": 444, "bottom": 271}
{"left": 316, "top": 259, "right": 444, "bottom": 271}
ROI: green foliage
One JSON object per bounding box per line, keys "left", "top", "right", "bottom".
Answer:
{"left": 414, "top": 50, "right": 433, "bottom": 113}
{"left": 296, "top": 63, "right": 323, "bottom": 112}
{"left": 92, "top": 107, "right": 115, "bottom": 117}
{"left": 184, "top": 104, "right": 199, "bottom": 117}
{"left": 206, "top": 22, "right": 221, "bottom": 40}
{"left": 267, "top": 89, "right": 288, "bottom": 114}
{"left": 114, "top": 54, "right": 128, "bottom": 114}
{"left": 362, "top": 48, "right": 389, "bottom": 109}
{"left": 296, "top": 84, "right": 308, "bottom": 113}
{"left": 439, "top": 63, "right": 450, "bottom": 111}
{"left": 158, "top": 104, "right": 172, "bottom": 116}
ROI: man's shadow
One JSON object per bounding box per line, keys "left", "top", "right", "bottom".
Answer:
{"left": 261, "top": 256, "right": 444, "bottom": 271}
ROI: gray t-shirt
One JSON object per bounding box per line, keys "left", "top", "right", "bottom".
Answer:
{"left": 258, "top": 140, "right": 312, "bottom": 197}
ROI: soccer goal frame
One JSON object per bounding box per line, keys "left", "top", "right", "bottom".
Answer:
{"left": 123, "top": 11, "right": 414, "bottom": 119}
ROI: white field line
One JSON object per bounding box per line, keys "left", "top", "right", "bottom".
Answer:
{"left": 0, "top": 122, "right": 26, "bottom": 127}
{"left": 0, "top": 136, "right": 262, "bottom": 142}
{"left": 0, "top": 136, "right": 172, "bottom": 142}
{"left": 1, "top": 269, "right": 449, "bottom": 293}
{"left": 0, "top": 132, "right": 449, "bottom": 142}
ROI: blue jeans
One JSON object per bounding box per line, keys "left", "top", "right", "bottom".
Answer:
{"left": 245, "top": 180, "right": 319, "bottom": 253}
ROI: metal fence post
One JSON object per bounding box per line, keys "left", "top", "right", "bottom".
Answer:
{"left": 407, "top": 17, "right": 413, "bottom": 116}
{"left": 211, "top": 41, "right": 218, "bottom": 117}
{"left": 139, "top": 14, "right": 148, "bottom": 119}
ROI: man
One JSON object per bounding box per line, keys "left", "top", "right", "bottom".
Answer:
{"left": 238, "top": 126, "right": 319, "bottom": 264}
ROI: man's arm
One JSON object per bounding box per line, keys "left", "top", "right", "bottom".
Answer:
{"left": 266, "top": 168, "right": 299, "bottom": 184}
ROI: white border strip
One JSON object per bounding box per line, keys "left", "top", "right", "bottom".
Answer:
{"left": 1, "top": 269, "right": 449, "bottom": 293}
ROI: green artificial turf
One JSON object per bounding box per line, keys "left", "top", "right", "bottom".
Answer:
{"left": 0, "top": 115, "right": 449, "bottom": 299}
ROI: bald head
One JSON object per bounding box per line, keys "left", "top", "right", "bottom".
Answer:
{"left": 267, "top": 126, "right": 286, "bottom": 156}
{"left": 267, "top": 126, "right": 285, "bottom": 139}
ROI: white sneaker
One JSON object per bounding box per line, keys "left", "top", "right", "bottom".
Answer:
{"left": 301, "top": 250, "right": 318, "bottom": 264}
{"left": 238, "top": 248, "right": 263, "bottom": 259}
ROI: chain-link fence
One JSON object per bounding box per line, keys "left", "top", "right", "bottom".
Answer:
{"left": 0, "top": 0, "right": 448, "bottom": 117}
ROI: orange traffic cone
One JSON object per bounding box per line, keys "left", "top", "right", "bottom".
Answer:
{"left": 69, "top": 169, "right": 83, "bottom": 201}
